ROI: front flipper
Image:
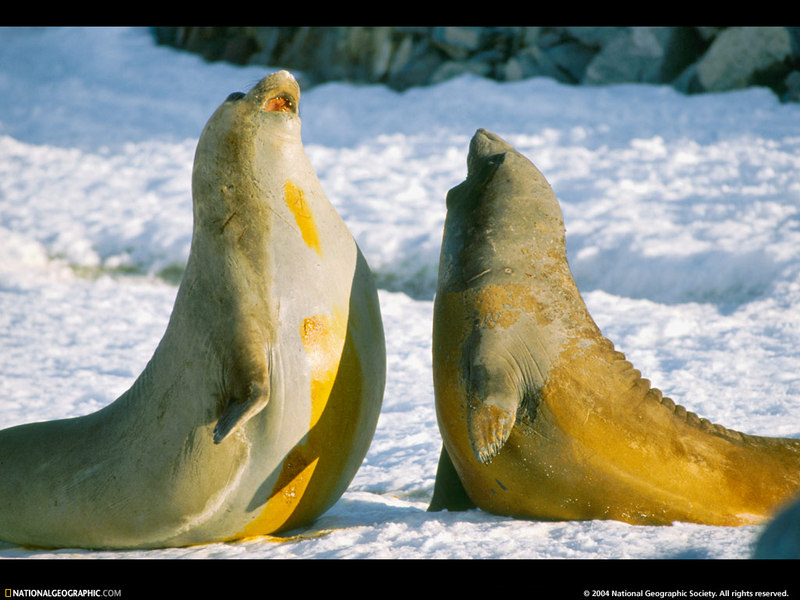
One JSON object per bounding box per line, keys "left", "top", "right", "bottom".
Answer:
{"left": 213, "top": 346, "right": 272, "bottom": 444}
{"left": 463, "top": 329, "right": 530, "bottom": 464}
{"left": 466, "top": 362, "right": 519, "bottom": 463}
{"left": 468, "top": 396, "right": 517, "bottom": 464}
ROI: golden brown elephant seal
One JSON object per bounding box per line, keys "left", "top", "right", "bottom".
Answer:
{"left": 429, "top": 128, "right": 800, "bottom": 526}
{"left": 0, "top": 70, "right": 385, "bottom": 549}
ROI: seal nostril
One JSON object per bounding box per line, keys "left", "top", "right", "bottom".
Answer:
{"left": 226, "top": 92, "right": 246, "bottom": 102}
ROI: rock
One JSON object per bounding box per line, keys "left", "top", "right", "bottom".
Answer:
{"left": 692, "top": 27, "right": 796, "bottom": 92}
{"left": 343, "top": 27, "right": 395, "bottom": 82}
{"left": 385, "top": 35, "right": 415, "bottom": 81}
{"left": 519, "top": 27, "right": 543, "bottom": 49}
{"left": 183, "top": 27, "right": 228, "bottom": 62}
{"left": 385, "top": 36, "right": 445, "bottom": 90}
{"left": 542, "top": 39, "right": 597, "bottom": 83}
{"left": 564, "top": 26, "right": 628, "bottom": 49}
{"left": 429, "top": 60, "right": 491, "bottom": 86}
{"left": 695, "top": 27, "right": 724, "bottom": 41}
{"left": 151, "top": 26, "right": 800, "bottom": 103}
{"left": 219, "top": 33, "right": 258, "bottom": 65}
{"left": 245, "top": 28, "right": 289, "bottom": 67}
{"left": 583, "top": 27, "right": 702, "bottom": 85}
{"left": 784, "top": 71, "right": 800, "bottom": 102}
{"left": 431, "top": 27, "right": 484, "bottom": 60}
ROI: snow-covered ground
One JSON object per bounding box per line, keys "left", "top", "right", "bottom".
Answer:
{"left": 1, "top": 27, "right": 800, "bottom": 568}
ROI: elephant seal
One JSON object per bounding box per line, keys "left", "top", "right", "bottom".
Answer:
{"left": 428, "top": 128, "right": 800, "bottom": 526}
{"left": 753, "top": 495, "right": 800, "bottom": 558}
{"left": 0, "top": 70, "right": 385, "bottom": 549}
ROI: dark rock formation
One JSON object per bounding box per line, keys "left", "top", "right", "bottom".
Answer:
{"left": 152, "top": 27, "right": 800, "bottom": 102}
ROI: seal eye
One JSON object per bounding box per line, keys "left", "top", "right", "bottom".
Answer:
{"left": 264, "top": 94, "right": 296, "bottom": 113}
{"left": 226, "top": 92, "right": 246, "bottom": 102}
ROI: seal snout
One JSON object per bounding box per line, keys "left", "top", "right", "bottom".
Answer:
{"left": 275, "top": 69, "right": 296, "bottom": 82}
{"left": 469, "top": 129, "right": 513, "bottom": 160}
{"left": 254, "top": 70, "right": 301, "bottom": 114}
{"left": 464, "top": 129, "right": 514, "bottom": 177}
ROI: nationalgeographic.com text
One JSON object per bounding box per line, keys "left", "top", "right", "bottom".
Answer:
{"left": 5, "top": 590, "right": 122, "bottom": 598}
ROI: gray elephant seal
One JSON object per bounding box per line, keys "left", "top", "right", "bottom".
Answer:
{"left": 429, "top": 128, "right": 800, "bottom": 526}
{"left": 0, "top": 70, "right": 385, "bottom": 549}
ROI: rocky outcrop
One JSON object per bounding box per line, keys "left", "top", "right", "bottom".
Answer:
{"left": 152, "top": 26, "right": 800, "bottom": 102}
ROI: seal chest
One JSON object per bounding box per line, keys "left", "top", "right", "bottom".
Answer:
{"left": 429, "top": 128, "right": 800, "bottom": 527}
{"left": 0, "top": 70, "right": 385, "bottom": 549}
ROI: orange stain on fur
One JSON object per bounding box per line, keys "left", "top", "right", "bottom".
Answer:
{"left": 300, "top": 308, "right": 348, "bottom": 428}
{"left": 284, "top": 181, "right": 321, "bottom": 255}
{"left": 237, "top": 449, "right": 319, "bottom": 538}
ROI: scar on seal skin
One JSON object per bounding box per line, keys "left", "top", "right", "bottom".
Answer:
{"left": 429, "top": 128, "right": 800, "bottom": 527}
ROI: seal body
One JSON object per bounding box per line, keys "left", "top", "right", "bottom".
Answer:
{"left": 429, "top": 128, "right": 800, "bottom": 526}
{"left": 0, "top": 71, "right": 385, "bottom": 549}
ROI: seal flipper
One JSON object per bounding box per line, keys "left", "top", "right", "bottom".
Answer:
{"left": 428, "top": 445, "right": 476, "bottom": 512}
{"left": 213, "top": 379, "right": 270, "bottom": 444}
{"left": 467, "top": 396, "right": 516, "bottom": 464}
{"left": 463, "top": 329, "right": 528, "bottom": 464}
{"left": 213, "top": 346, "right": 272, "bottom": 444}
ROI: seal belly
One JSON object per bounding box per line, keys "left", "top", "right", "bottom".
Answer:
{"left": 236, "top": 306, "right": 355, "bottom": 536}
{"left": 231, "top": 177, "right": 383, "bottom": 537}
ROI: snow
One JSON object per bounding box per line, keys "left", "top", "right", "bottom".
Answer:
{"left": 1, "top": 26, "right": 800, "bottom": 569}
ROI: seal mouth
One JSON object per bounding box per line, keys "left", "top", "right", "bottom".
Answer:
{"left": 264, "top": 93, "right": 296, "bottom": 113}
{"left": 249, "top": 70, "right": 301, "bottom": 115}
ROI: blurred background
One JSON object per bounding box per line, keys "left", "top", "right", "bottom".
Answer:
{"left": 153, "top": 26, "right": 800, "bottom": 102}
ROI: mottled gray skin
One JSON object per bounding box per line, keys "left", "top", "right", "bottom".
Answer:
{"left": 0, "top": 71, "right": 385, "bottom": 549}
{"left": 430, "top": 128, "right": 800, "bottom": 526}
